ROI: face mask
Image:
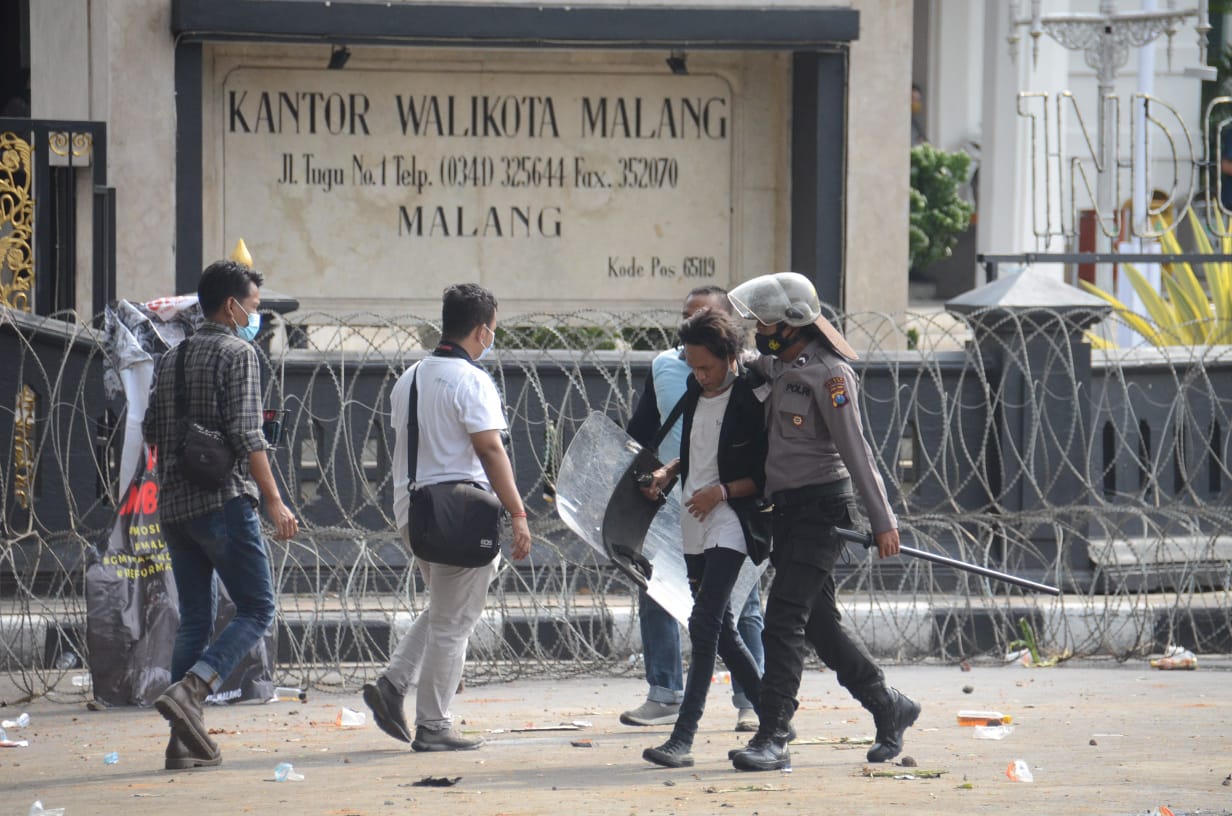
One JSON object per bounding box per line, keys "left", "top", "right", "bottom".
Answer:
{"left": 232, "top": 299, "right": 261, "bottom": 342}
{"left": 755, "top": 325, "right": 793, "bottom": 356}
{"left": 477, "top": 325, "right": 496, "bottom": 361}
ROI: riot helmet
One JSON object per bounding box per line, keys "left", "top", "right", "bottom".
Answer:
{"left": 728, "top": 272, "right": 858, "bottom": 360}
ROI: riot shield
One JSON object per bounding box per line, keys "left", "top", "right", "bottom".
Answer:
{"left": 555, "top": 412, "right": 764, "bottom": 625}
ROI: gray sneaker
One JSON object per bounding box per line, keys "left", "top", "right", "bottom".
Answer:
{"left": 411, "top": 725, "right": 484, "bottom": 752}
{"left": 735, "top": 707, "right": 758, "bottom": 732}
{"left": 363, "top": 676, "right": 411, "bottom": 743}
{"left": 620, "top": 699, "right": 680, "bottom": 726}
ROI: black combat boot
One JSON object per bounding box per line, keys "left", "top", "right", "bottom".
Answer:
{"left": 854, "top": 682, "right": 920, "bottom": 763}
{"left": 728, "top": 720, "right": 796, "bottom": 760}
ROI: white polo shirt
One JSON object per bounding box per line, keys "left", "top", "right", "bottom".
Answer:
{"left": 391, "top": 355, "right": 508, "bottom": 529}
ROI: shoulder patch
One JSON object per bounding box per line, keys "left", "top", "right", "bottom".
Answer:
{"left": 825, "top": 376, "right": 848, "bottom": 409}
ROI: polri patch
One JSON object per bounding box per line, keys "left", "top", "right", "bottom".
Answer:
{"left": 792, "top": 415, "right": 804, "bottom": 427}
{"left": 825, "top": 376, "right": 848, "bottom": 408}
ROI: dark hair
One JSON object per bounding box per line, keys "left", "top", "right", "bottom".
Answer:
{"left": 678, "top": 308, "right": 744, "bottom": 362}
{"left": 441, "top": 283, "right": 498, "bottom": 341}
{"left": 687, "top": 285, "right": 733, "bottom": 314}
{"left": 198, "top": 260, "right": 264, "bottom": 315}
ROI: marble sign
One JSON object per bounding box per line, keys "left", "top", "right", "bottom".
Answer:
{"left": 221, "top": 68, "right": 733, "bottom": 311}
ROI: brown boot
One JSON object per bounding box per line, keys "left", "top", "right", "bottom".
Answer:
{"left": 165, "top": 731, "right": 222, "bottom": 770}
{"left": 155, "top": 674, "right": 217, "bottom": 759}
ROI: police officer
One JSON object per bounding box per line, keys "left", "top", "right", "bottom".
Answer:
{"left": 725, "top": 272, "right": 920, "bottom": 772}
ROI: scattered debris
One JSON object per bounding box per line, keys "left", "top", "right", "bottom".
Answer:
{"left": 1007, "top": 618, "right": 1069, "bottom": 667}
{"left": 791, "top": 735, "right": 873, "bottom": 746}
{"left": 899, "top": 756, "right": 917, "bottom": 767}
{"left": 973, "top": 725, "right": 1015, "bottom": 740}
{"left": 962, "top": 685, "right": 974, "bottom": 694}
{"left": 703, "top": 784, "right": 790, "bottom": 793}
{"left": 510, "top": 724, "right": 582, "bottom": 732}
{"left": 1005, "top": 759, "right": 1033, "bottom": 783}
{"left": 1089, "top": 738, "right": 1098, "bottom": 746}
{"left": 1150, "top": 646, "right": 1197, "bottom": 670}
{"left": 861, "top": 766, "right": 946, "bottom": 779}
{"left": 1223, "top": 773, "right": 1231, "bottom": 787}
{"left": 956, "top": 710, "right": 1011, "bottom": 727}
{"left": 570, "top": 739, "right": 593, "bottom": 748}
{"left": 959, "top": 661, "right": 971, "bottom": 672}
{"left": 410, "top": 776, "right": 462, "bottom": 788}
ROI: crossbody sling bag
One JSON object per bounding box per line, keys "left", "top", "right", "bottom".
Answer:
{"left": 173, "top": 335, "right": 236, "bottom": 491}
{"left": 404, "top": 344, "right": 504, "bottom": 567}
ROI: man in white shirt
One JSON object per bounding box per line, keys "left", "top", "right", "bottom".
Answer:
{"left": 363, "top": 283, "right": 532, "bottom": 751}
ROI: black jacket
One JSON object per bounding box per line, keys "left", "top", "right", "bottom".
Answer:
{"left": 677, "top": 370, "right": 771, "bottom": 563}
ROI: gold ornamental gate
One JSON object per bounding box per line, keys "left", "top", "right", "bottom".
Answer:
{"left": 0, "top": 118, "right": 114, "bottom": 318}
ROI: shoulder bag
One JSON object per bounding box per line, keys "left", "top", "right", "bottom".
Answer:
{"left": 173, "top": 336, "right": 236, "bottom": 491}
{"left": 404, "top": 359, "right": 504, "bottom": 567}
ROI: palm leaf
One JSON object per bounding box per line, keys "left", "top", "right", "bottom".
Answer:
{"left": 1122, "top": 263, "right": 1188, "bottom": 344}
{"left": 1161, "top": 273, "right": 1207, "bottom": 343}
{"left": 1078, "top": 277, "right": 1164, "bottom": 346}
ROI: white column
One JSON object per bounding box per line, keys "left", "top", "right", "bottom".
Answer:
{"left": 29, "top": 0, "right": 90, "bottom": 119}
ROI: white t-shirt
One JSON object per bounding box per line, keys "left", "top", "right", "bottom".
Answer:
{"left": 681, "top": 388, "right": 745, "bottom": 556}
{"left": 391, "top": 356, "right": 508, "bottom": 529}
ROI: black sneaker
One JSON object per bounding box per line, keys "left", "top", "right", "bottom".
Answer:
{"left": 362, "top": 676, "right": 411, "bottom": 743}
{"left": 643, "top": 738, "right": 694, "bottom": 768}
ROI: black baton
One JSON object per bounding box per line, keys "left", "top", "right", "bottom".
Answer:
{"left": 833, "top": 527, "right": 1061, "bottom": 596}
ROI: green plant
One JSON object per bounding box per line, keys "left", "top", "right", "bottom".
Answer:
{"left": 1078, "top": 208, "right": 1232, "bottom": 348}
{"left": 909, "top": 144, "right": 974, "bottom": 271}
{"left": 1006, "top": 618, "right": 1065, "bottom": 668}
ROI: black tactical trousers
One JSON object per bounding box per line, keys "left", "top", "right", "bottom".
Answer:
{"left": 758, "top": 483, "right": 884, "bottom": 731}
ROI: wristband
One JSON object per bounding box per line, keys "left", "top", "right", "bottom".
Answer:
{"left": 719, "top": 483, "right": 729, "bottom": 501}
{"left": 511, "top": 511, "right": 527, "bottom": 519}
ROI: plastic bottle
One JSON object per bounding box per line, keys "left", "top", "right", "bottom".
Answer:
{"left": 973, "top": 724, "right": 1015, "bottom": 740}
{"left": 955, "top": 710, "right": 1010, "bottom": 727}
{"left": 335, "top": 707, "right": 366, "bottom": 727}
{"left": 55, "top": 652, "right": 79, "bottom": 670}
{"left": 711, "top": 671, "right": 731, "bottom": 685}
{"left": 71, "top": 675, "right": 92, "bottom": 688}
{"left": 103, "top": 751, "right": 119, "bottom": 765}
{"left": 273, "top": 686, "right": 306, "bottom": 702}
{"left": 2, "top": 712, "right": 30, "bottom": 728}
{"left": 273, "top": 762, "right": 304, "bottom": 782}
{"left": 28, "top": 802, "right": 67, "bottom": 816}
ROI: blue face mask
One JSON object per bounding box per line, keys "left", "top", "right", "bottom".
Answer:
{"left": 232, "top": 299, "right": 261, "bottom": 342}
{"left": 477, "top": 324, "right": 496, "bottom": 360}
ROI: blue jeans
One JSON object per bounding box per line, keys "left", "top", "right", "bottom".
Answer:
{"left": 672, "top": 548, "right": 761, "bottom": 746}
{"left": 732, "top": 580, "right": 765, "bottom": 710}
{"left": 639, "top": 589, "right": 683, "bottom": 704}
{"left": 164, "top": 496, "right": 276, "bottom": 691}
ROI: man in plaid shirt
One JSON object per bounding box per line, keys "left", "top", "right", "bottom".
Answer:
{"left": 143, "top": 259, "right": 297, "bottom": 770}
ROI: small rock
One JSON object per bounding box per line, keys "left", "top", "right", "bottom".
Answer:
{"left": 1223, "top": 774, "right": 1230, "bottom": 787}
{"left": 1089, "top": 739, "right": 1097, "bottom": 746}
{"left": 962, "top": 685, "right": 974, "bottom": 694}
{"left": 960, "top": 661, "right": 972, "bottom": 672}
{"left": 900, "top": 756, "right": 917, "bottom": 767}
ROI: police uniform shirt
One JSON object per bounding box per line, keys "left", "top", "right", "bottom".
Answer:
{"left": 753, "top": 339, "right": 898, "bottom": 535}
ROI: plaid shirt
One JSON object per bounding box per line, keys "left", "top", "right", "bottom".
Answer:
{"left": 142, "top": 322, "right": 269, "bottom": 523}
